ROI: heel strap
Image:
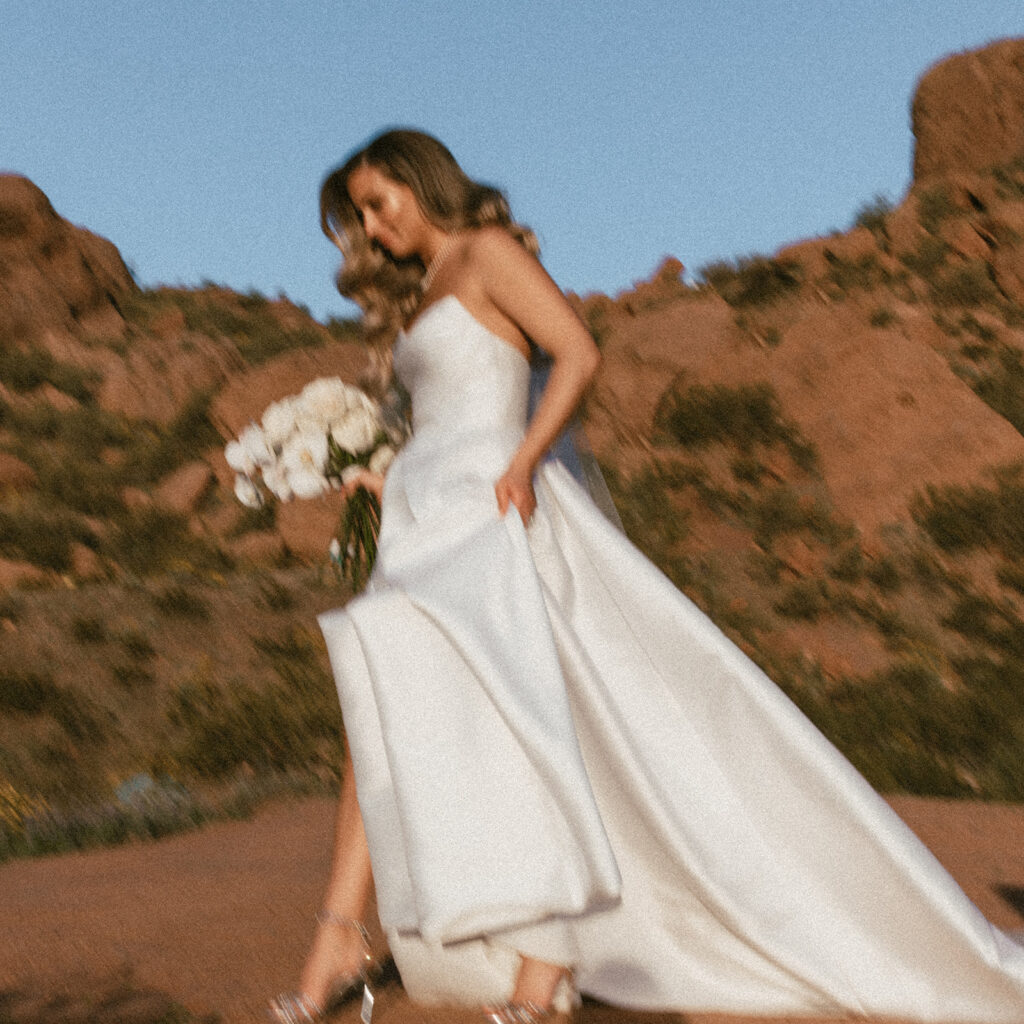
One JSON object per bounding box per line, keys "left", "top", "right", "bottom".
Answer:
{"left": 315, "top": 909, "right": 371, "bottom": 947}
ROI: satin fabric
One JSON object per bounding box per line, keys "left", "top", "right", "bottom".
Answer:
{"left": 319, "top": 295, "right": 1024, "bottom": 1020}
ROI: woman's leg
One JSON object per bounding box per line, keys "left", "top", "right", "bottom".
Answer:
{"left": 297, "top": 744, "right": 375, "bottom": 1005}
{"left": 509, "top": 955, "right": 570, "bottom": 1008}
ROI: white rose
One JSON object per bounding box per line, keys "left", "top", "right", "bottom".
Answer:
{"left": 368, "top": 444, "right": 396, "bottom": 476}
{"left": 280, "top": 430, "right": 329, "bottom": 499}
{"left": 238, "top": 423, "right": 273, "bottom": 466}
{"left": 261, "top": 397, "right": 299, "bottom": 449}
{"left": 330, "top": 405, "right": 381, "bottom": 455}
{"left": 225, "top": 440, "right": 253, "bottom": 474}
{"left": 233, "top": 474, "right": 264, "bottom": 509}
{"left": 261, "top": 462, "right": 293, "bottom": 502}
{"left": 299, "top": 377, "right": 356, "bottom": 427}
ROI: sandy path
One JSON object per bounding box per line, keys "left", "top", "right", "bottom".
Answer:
{"left": 0, "top": 795, "right": 1022, "bottom": 1024}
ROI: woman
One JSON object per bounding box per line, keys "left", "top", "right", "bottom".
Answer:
{"left": 271, "top": 129, "right": 1024, "bottom": 1024}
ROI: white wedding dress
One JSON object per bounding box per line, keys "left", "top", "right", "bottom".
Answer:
{"left": 318, "top": 295, "right": 1024, "bottom": 1021}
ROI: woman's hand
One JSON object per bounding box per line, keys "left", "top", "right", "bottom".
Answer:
{"left": 341, "top": 467, "right": 385, "bottom": 502}
{"left": 495, "top": 461, "right": 536, "bottom": 522}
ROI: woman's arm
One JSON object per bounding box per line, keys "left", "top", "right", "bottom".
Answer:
{"left": 471, "top": 229, "right": 601, "bottom": 521}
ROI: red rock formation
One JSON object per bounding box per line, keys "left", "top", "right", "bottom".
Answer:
{"left": 0, "top": 174, "right": 134, "bottom": 339}
{"left": 912, "top": 38, "right": 1024, "bottom": 182}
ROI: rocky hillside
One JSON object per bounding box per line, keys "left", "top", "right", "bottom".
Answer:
{"left": 2, "top": 39, "right": 1024, "bottom": 831}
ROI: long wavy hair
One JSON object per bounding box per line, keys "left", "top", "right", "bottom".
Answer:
{"left": 320, "top": 129, "right": 538, "bottom": 386}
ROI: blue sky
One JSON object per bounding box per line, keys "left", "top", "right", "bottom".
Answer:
{"left": 3, "top": 1, "right": 1021, "bottom": 321}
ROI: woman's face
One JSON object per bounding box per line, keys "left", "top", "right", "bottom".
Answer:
{"left": 346, "top": 163, "right": 430, "bottom": 260}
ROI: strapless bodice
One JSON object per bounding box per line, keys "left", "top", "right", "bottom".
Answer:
{"left": 394, "top": 295, "right": 530, "bottom": 444}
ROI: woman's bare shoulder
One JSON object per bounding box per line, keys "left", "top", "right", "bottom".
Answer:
{"left": 465, "top": 225, "right": 533, "bottom": 264}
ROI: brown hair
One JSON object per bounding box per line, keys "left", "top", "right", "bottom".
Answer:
{"left": 320, "top": 129, "right": 537, "bottom": 384}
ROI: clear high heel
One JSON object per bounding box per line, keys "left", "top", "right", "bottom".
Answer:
{"left": 268, "top": 912, "right": 381, "bottom": 1024}
{"left": 481, "top": 1001, "right": 579, "bottom": 1023}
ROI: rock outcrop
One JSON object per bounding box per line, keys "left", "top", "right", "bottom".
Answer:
{"left": 912, "top": 37, "right": 1024, "bottom": 182}
{"left": 0, "top": 175, "right": 134, "bottom": 339}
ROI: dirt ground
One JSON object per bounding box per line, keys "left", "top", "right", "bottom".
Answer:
{"left": 1, "top": 795, "right": 1023, "bottom": 1024}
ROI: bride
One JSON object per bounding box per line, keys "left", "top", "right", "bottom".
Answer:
{"left": 269, "top": 128, "right": 1024, "bottom": 1024}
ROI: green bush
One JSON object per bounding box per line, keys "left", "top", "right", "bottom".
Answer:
{"left": 852, "top": 194, "right": 893, "bottom": 236}
{"left": 971, "top": 346, "right": 1024, "bottom": 435}
{"left": 917, "top": 184, "right": 958, "bottom": 234}
{"left": 152, "top": 584, "right": 212, "bottom": 620}
{"left": 697, "top": 256, "right": 803, "bottom": 307}
{"left": 655, "top": 380, "right": 817, "bottom": 470}
{"left": 825, "top": 252, "right": 885, "bottom": 293}
{"left": 911, "top": 475, "right": 1024, "bottom": 557}
{"left": 900, "top": 237, "right": 949, "bottom": 279}
{"left": 930, "top": 262, "right": 997, "bottom": 308}
{"left": 773, "top": 580, "right": 830, "bottom": 622}
{"left": 71, "top": 615, "right": 107, "bottom": 644}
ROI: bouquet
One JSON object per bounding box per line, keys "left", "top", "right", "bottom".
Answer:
{"left": 225, "top": 377, "right": 402, "bottom": 590}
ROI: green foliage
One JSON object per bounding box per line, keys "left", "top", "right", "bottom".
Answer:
{"left": 786, "top": 661, "right": 1022, "bottom": 797}
{"left": 971, "top": 346, "right": 1024, "bottom": 435}
{"left": 852, "top": 194, "right": 893, "bottom": 236}
{"left": 825, "top": 252, "right": 885, "bottom": 293}
{"left": 152, "top": 583, "right": 212, "bottom": 620}
{"left": 104, "top": 507, "right": 227, "bottom": 577}
{"left": 0, "top": 671, "right": 62, "bottom": 714}
{"left": 0, "top": 346, "right": 97, "bottom": 400}
{"left": 900, "top": 237, "right": 949, "bottom": 280}
{"left": 120, "top": 287, "right": 328, "bottom": 366}
{"left": 917, "top": 184, "right": 958, "bottom": 234}
{"left": 71, "top": 615, "right": 107, "bottom": 644}
{"left": 773, "top": 580, "right": 830, "bottom": 622}
{"left": 930, "top": 262, "right": 998, "bottom": 308}
{"left": 697, "top": 255, "right": 803, "bottom": 307}
{"left": 0, "top": 502, "right": 90, "bottom": 571}
{"left": 655, "top": 380, "right": 817, "bottom": 469}
{"left": 912, "top": 470, "right": 1024, "bottom": 558}
{"left": 164, "top": 635, "right": 342, "bottom": 779}
{"left": 747, "top": 486, "right": 839, "bottom": 549}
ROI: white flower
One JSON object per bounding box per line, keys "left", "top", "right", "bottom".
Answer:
{"left": 225, "top": 440, "right": 252, "bottom": 474}
{"left": 234, "top": 474, "right": 264, "bottom": 509}
{"left": 330, "top": 404, "right": 381, "bottom": 455}
{"left": 329, "top": 537, "right": 341, "bottom": 561}
{"left": 280, "top": 430, "right": 329, "bottom": 499}
{"left": 238, "top": 423, "right": 273, "bottom": 466}
{"left": 261, "top": 462, "right": 293, "bottom": 502}
{"left": 340, "top": 465, "right": 366, "bottom": 487}
{"left": 261, "top": 397, "right": 299, "bottom": 449}
{"left": 299, "top": 377, "right": 356, "bottom": 427}
{"left": 368, "top": 444, "right": 396, "bottom": 476}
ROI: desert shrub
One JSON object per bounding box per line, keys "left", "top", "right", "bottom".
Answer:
{"left": 852, "top": 194, "right": 893, "bottom": 236}
{"left": 747, "top": 486, "right": 840, "bottom": 549}
{"left": 869, "top": 307, "right": 897, "bottom": 328}
{"left": 32, "top": 453, "right": 124, "bottom": 517}
{"left": 601, "top": 463, "right": 690, "bottom": 557}
{"left": 111, "top": 663, "right": 155, "bottom": 690}
{"left": 655, "top": 380, "right": 817, "bottom": 470}
{"left": 773, "top": 580, "right": 830, "bottom": 621}
{"left": 992, "top": 156, "right": 1024, "bottom": 200}
{"left": 71, "top": 615, "right": 107, "bottom": 644}
{"left": 912, "top": 476, "right": 1024, "bottom": 557}
{"left": 0, "top": 671, "right": 62, "bottom": 715}
{"left": 228, "top": 501, "right": 277, "bottom": 537}
{"left": 0, "top": 592, "right": 23, "bottom": 623}
{"left": 971, "top": 346, "right": 1024, "bottom": 435}
{"left": 782, "top": 660, "right": 1024, "bottom": 797}
{"left": 324, "top": 315, "right": 363, "bottom": 342}
{"left": 0, "top": 504, "right": 87, "bottom": 571}
{"left": 825, "top": 252, "right": 885, "bottom": 293}
{"left": 959, "top": 314, "right": 999, "bottom": 343}
{"left": 152, "top": 583, "right": 211, "bottom": 620}
{"left": 118, "top": 629, "right": 156, "bottom": 660}
{"left": 865, "top": 557, "right": 902, "bottom": 594}
{"left": 165, "top": 656, "right": 342, "bottom": 779}
{"left": 900, "top": 237, "right": 949, "bottom": 279}
{"left": 0, "top": 347, "right": 97, "bottom": 400}
{"left": 827, "top": 543, "right": 865, "bottom": 583}
{"left": 120, "top": 390, "right": 221, "bottom": 484}
{"left": 996, "top": 564, "right": 1024, "bottom": 596}
{"left": 105, "top": 506, "right": 227, "bottom": 576}
{"left": 257, "top": 576, "right": 295, "bottom": 611}
{"left": 917, "top": 184, "right": 958, "bottom": 234}
{"left": 730, "top": 454, "right": 768, "bottom": 486}
{"left": 697, "top": 256, "right": 803, "bottom": 307}
{"left": 931, "top": 262, "right": 998, "bottom": 308}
